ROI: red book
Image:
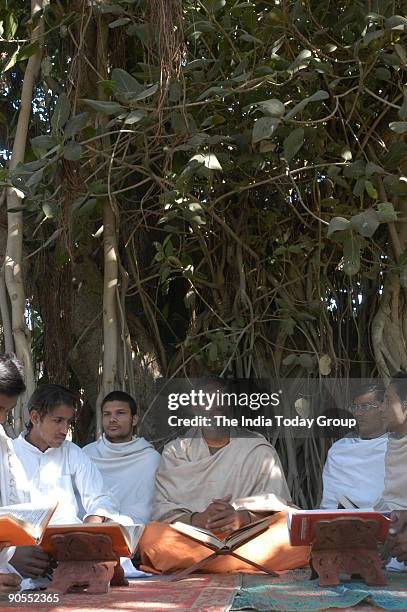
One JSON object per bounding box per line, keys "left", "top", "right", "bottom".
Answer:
{"left": 287, "top": 509, "right": 391, "bottom": 546}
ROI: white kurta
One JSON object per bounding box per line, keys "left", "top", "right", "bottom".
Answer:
{"left": 0, "top": 425, "right": 29, "bottom": 572}
{"left": 82, "top": 435, "right": 160, "bottom": 524}
{"left": 321, "top": 434, "right": 388, "bottom": 509}
{"left": 12, "top": 433, "right": 122, "bottom": 525}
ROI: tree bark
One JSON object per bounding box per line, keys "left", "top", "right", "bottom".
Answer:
{"left": 5, "top": 0, "right": 45, "bottom": 430}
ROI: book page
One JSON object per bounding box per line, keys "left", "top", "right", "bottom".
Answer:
{"left": 233, "top": 493, "right": 291, "bottom": 513}
{"left": 226, "top": 517, "right": 271, "bottom": 549}
{"left": 170, "top": 522, "right": 223, "bottom": 549}
{"left": 0, "top": 503, "right": 55, "bottom": 537}
{"left": 121, "top": 524, "right": 144, "bottom": 553}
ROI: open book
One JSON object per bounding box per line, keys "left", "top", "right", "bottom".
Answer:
{"left": 287, "top": 508, "right": 391, "bottom": 546}
{"left": 41, "top": 523, "right": 144, "bottom": 557}
{"left": 171, "top": 516, "right": 272, "bottom": 551}
{"left": 0, "top": 502, "right": 57, "bottom": 546}
{"left": 233, "top": 493, "right": 292, "bottom": 513}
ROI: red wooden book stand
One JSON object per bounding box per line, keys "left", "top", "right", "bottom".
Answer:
{"left": 47, "top": 532, "right": 128, "bottom": 594}
{"left": 310, "top": 517, "right": 387, "bottom": 587}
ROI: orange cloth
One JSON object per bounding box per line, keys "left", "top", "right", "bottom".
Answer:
{"left": 139, "top": 512, "right": 310, "bottom": 574}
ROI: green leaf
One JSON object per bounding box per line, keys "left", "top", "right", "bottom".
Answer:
{"left": 365, "top": 162, "right": 384, "bottom": 176}
{"left": 202, "top": 0, "right": 226, "bottom": 13}
{"left": 258, "top": 99, "right": 285, "bottom": 117}
{"left": 385, "top": 15, "right": 407, "bottom": 30}
{"left": 111, "top": 69, "right": 158, "bottom": 101}
{"left": 97, "top": 4, "right": 126, "bottom": 15}
{"left": 31, "top": 135, "right": 57, "bottom": 151}
{"left": 109, "top": 17, "right": 131, "bottom": 28}
{"left": 51, "top": 93, "right": 71, "bottom": 131}
{"left": 190, "top": 153, "right": 222, "bottom": 170}
{"left": 342, "top": 232, "right": 362, "bottom": 276}
{"left": 16, "top": 41, "right": 40, "bottom": 62}
{"left": 350, "top": 209, "right": 380, "bottom": 237}
{"left": 131, "top": 84, "right": 158, "bottom": 101}
{"left": 283, "top": 128, "right": 304, "bottom": 162}
{"left": 383, "top": 142, "right": 407, "bottom": 170}
{"left": 252, "top": 117, "right": 280, "bottom": 143}
{"left": 285, "top": 90, "right": 329, "bottom": 120}
{"left": 299, "top": 354, "right": 314, "bottom": 369}
{"left": 42, "top": 203, "right": 56, "bottom": 219}
{"left": 5, "top": 13, "right": 18, "bottom": 40}
{"left": 3, "top": 47, "right": 20, "bottom": 72}
{"left": 111, "top": 68, "right": 144, "bottom": 94}
{"left": 82, "top": 99, "right": 125, "bottom": 115}
{"left": 377, "top": 201, "right": 398, "bottom": 222}
{"left": 343, "top": 160, "right": 366, "bottom": 178}
{"left": 282, "top": 354, "right": 297, "bottom": 366}
{"left": 389, "top": 121, "right": 407, "bottom": 134}
{"left": 64, "top": 142, "right": 82, "bottom": 161}
{"left": 124, "top": 110, "right": 147, "bottom": 124}
{"left": 364, "top": 180, "right": 378, "bottom": 199}
{"left": 65, "top": 113, "right": 90, "bottom": 138}
{"left": 327, "top": 217, "right": 350, "bottom": 236}
{"left": 319, "top": 354, "right": 332, "bottom": 376}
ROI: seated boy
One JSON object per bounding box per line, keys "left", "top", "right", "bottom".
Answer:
{"left": 11, "top": 384, "right": 125, "bottom": 580}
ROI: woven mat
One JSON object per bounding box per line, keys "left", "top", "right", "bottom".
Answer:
{"left": 231, "top": 572, "right": 407, "bottom": 611}
{"left": 0, "top": 574, "right": 240, "bottom": 612}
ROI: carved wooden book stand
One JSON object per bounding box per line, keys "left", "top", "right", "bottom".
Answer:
{"left": 310, "top": 518, "right": 387, "bottom": 587}
{"left": 48, "top": 532, "right": 128, "bottom": 594}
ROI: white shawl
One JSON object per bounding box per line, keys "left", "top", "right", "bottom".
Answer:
{"left": 152, "top": 428, "right": 291, "bottom": 522}
{"left": 83, "top": 434, "right": 160, "bottom": 524}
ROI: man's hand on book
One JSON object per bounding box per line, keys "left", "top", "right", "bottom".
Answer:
{"left": 0, "top": 573, "right": 20, "bottom": 593}
{"left": 84, "top": 515, "right": 105, "bottom": 523}
{"left": 385, "top": 510, "right": 407, "bottom": 562}
{"left": 206, "top": 497, "right": 250, "bottom": 536}
{"left": 10, "top": 546, "right": 51, "bottom": 578}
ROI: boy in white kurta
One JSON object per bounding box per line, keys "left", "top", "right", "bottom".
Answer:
{"left": 83, "top": 391, "right": 160, "bottom": 576}
{"left": 11, "top": 384, "right": 125, "bottom": 580}
{"left": 82, "top": 391, "right": 160, "bottom": 525}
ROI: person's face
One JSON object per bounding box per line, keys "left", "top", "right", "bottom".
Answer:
{"left": 0, "top": 393, "right": 18, "bottom": 425}
{"left": 30, "top": 404, "right": 74, "bottom": 448}
{"left": 102, "top": 401, "right": 137, "bottom": 442}
{"left": 382, "top": 384, "right": 407, "bottom": 432}
{"left": 351, "top": 391, "right": 385, "bottom": 438}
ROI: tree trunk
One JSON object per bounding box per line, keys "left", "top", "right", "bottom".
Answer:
{"left": 95, "top": 15, "right": 120, "bottom": 436}
{"left": 5, "top": 0, "right": 45, "bottom": 430}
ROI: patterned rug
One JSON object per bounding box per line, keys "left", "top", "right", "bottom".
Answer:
{"left": 231, "top": 572, "right": 407, "bottom": 611}
{"left": 0, "top": 574, "right": 240, "bottom": 612}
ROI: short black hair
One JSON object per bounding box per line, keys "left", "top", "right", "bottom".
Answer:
{"left": 353, "top": 381, "right": 385, "bottom": 403}
{"left": 0, "top": 353, "right": 25, "bottom": 397}
{"left": 389, "top": 371, "right": 407, "bottom": 402}
{"left": 27, "top": 384, "right": 77, "bottom": 431}
{"left": 102, "top": 391, "right": 137, "bottom": 416}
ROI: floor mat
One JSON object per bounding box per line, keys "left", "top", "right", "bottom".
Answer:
{"left": 231, "top": 572, "right": 407, "bottom": 611}
{"left": 0, "top": 574, "right": 241, "bottom": 612}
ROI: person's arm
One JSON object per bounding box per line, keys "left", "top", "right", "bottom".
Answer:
{"left": 126, "top": 453, "right": 161, "bottom": 524}
{"left": 71, "top": 446, "right": 120, "bottom": 522}
{"left": 385, "top": 510, "right": 407, "bottom": 564}
{"left": 320, "top": 448, "right": 338, "bottom": 509}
